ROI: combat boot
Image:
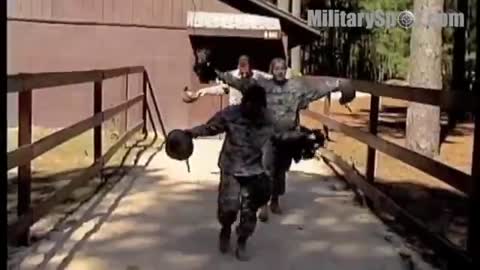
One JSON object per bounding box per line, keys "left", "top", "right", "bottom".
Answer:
{"left": 235, "top": 236, "right": 250, "bottom": 261}
{"left": 270, "top": 197, "right": 283, "bottom": 215}
{"left": 218, "top": 226, "right": 231, "bottom": 254}
{"left": 258, "top": 205, "right": 269, "bottom": 222}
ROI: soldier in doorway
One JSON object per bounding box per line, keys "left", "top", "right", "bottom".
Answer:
{"left": 186, "top": 54, "right": 271, "bottom": 105}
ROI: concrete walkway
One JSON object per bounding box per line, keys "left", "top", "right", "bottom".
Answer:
{"left": 17, "top": 139, "right": 425, "bottom": 270}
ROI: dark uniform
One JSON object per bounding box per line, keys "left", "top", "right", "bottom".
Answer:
{"left": 186, "top": 104, "right": 274, "bottom": 245}
{"left": 217, "top": 73, "right": 343, "bottom": 200}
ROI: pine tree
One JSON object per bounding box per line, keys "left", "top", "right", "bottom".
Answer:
{"left": 405, "top": 0, "right": 444, "bottom": 157}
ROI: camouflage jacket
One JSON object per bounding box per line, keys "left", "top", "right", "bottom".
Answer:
{"left": 186, "top": 105, "right": 275, "bottom": 177}
{"left": 217, "top": 73, "right": 340, "bottom": 131}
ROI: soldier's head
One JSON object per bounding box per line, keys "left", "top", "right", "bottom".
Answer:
{"left": 269, "top": 58, "right": 287, "bottom": 83}
{"left": 241, "top": 84, "right": 267, "bottom": 119}
{"left": 193, "top": 48, "right": 216, "bottom": 83}
{"left": 237, "top": 55, "right": 253, "bottom": 79}
{"left": 195, "top": 48, "right": 211, "bottom": 65}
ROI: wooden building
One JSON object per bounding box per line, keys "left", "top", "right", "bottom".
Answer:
{"left": 7, "top": 0, "right": 320, "bottom": 130}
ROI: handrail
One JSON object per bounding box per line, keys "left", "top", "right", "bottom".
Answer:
{"left": 302, "top": 74, "right": 479, "bottom": 267}
{"left": 303, "top": 76, "right": 479, "bottom": 112}
{"left": 7, "top": 66, "right": 145, "bottom": 93}
{"left": 6, "top": 65, "right": 160, "bottom": 246}
{"left": 303, "top": 110, "right": 471, "bottom": 194}
{"left": 7, "top": 95, "right": 144, "bottom": 170}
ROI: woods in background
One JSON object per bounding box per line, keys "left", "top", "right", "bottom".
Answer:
{"left": 291, "top": 0, "right": 476, "bottom": 157}
{"left": 299, "top": 0, "right": 476, "bottom": 87}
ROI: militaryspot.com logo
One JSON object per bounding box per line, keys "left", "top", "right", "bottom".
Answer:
{"left": 307, "top": 10, "right": 465, "bottom": 29}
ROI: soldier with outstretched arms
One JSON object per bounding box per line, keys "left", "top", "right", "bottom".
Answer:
{"left": 215, "top": 57, "right": 356, "bottom": 221}
{"left": 184, "top": 53, "right": 271, "bottom": 104}
{"left": 169, "top": 80, "right": 327, "bottom": 260}
{"left": 180, "top": 85, "right": 275, "bottom": 261}
{"left": 195, "top": 55, "right": 271, "bottom": 105}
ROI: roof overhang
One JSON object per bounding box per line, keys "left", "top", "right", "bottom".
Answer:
{"left": 187, "top": 11, "right": 283, "bottom": 40}
{"left": 219, "top": 0, "right": 322, "bottom": 48}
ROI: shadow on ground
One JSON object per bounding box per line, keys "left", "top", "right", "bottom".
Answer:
{"left": 29, "top": 167, "right": 413, "bottom": 270}
{"left": 374, "top": 179, "right": 468, "bottom": 250}
{"left": 8, "top": 133, "right": 165, "bottom": 264}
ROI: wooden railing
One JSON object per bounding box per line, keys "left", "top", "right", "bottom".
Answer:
{"left": 6, "top": 66, "right": 164, "bottom": 246}
{"left": 302, "top": 76, "right": 479, "bottom": 268}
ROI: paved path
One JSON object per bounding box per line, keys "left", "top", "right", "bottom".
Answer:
{"left": 17, "top": 139, "right": 424, "bottom": 270}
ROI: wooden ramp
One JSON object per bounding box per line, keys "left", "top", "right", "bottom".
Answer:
{"left": 17, "top": 139, "right": 432, "bottom": 270}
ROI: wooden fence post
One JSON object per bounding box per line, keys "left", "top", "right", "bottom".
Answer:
{"left": 366, "top": 95, "right": 379, "bottom": 182}
{"left": 124, "top": 74, "right": 129, "bottom": 135}
{"left": 142, "top": 71, "right": 148, "bottom": 135}
{"left": 17, "top": 89, "right": 32, "bottom": 245}
{"left": 468, "top": 110, "right": 480, "bottom": 266}
{"left": 323, "top": 93, "right": 331, "bottom": 140}
{"left": 468, "top": 6, "right": 480, "bottom": 265}
{"left": 94, "top": 81, "right": 103, "bottom": 166}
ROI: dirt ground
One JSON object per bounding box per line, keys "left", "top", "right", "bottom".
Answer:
{"left": 300, "top": 96, "right": 473, "bottom": 250}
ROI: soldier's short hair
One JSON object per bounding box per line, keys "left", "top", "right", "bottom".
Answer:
{"left": 269, "top": 58, "right": 287, "bottom": 74}
{"left": 242, "top": 84, "right": 266, "bottom": 108}
{"left": 238, "top": 55, "right": 253, "bottom": 78}
{"left": 238, "top": 55, "right": 250, "bottom": 65}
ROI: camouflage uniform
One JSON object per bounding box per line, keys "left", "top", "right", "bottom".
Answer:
{"left": 217, "top": 73, "right": 341, "bottom": 198}
{"left": 186, "top": 105, "right": 274, "bottom": 238}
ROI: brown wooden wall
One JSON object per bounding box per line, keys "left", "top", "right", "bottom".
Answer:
{"left": 8, "top": 0, "right": 239, "bottom": 27}
{"left": 7, "top": 0, "right": 240, "bottom": 131}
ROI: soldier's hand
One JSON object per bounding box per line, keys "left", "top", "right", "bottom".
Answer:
{"left": 197, "top": 89, "right": 208, "bottom": 97}
{"left": 338, "top": 79, "right": 356, "bottom": 105}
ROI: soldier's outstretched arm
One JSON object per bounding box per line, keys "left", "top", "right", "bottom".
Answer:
{"left": 185, "top": 111, "right": 226, "bottom": 138}
{"left": 252, "top": 70, "right": 273, "bottom": 80}
{"left": 196, "top": 84, "right": 229, "bottom": 97}
{"left": 215, "top": 71, "right": 256, "bottom": 92}
{"left": 299, "top": 77, "right": 355, "bottom": 105}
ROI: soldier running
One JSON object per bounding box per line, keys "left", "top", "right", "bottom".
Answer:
{"left": 215, "top": 57, "right": 356, "bottom": 222}
{"left": 182, "top": 84, "right": 275, "bottom": 261}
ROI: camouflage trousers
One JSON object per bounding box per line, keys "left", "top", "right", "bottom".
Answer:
{"left": 263, "top": 140, "right": 293, "bottom": 198}
{"left": 217, "top": 172, "right": 271, "bottom": 238}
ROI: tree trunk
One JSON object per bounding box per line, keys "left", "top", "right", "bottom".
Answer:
{"left": 291, "top": 0, "right": 302, "bottom": 74}
{"left": 448, "top": 0, "right": 468, "bottom": 130}
{"left": 405, "top": 0, "right": 444, "bottom": 158}
{"left": 278, "top": 0, "right": 290, "bottom": 64}
{"left": 277, "top": 0, "right": 289, "bottom": 12}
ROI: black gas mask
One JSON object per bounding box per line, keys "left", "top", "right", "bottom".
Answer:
{"left": 272, "top": 126, "right": 326, "bottom": 162}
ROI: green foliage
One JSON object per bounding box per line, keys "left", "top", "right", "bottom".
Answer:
{"left": 358, "top": 0, "right": 410, "bottom": 10}
{"left": 357, "top": 0, "right": 411, "bottom": 80}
